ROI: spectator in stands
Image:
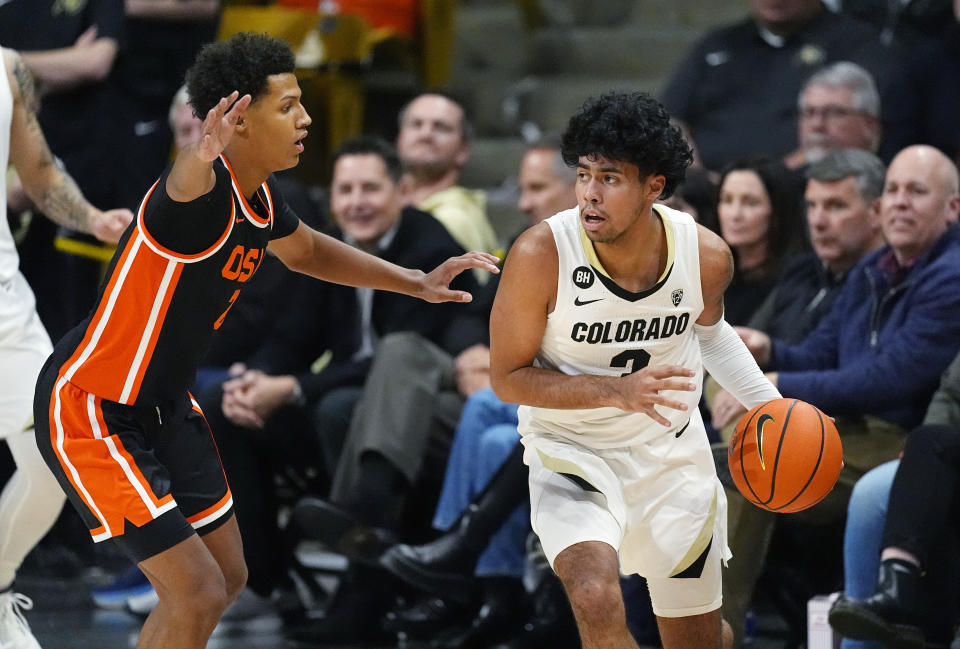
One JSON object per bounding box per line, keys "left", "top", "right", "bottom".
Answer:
{"left": 707, "top": 148, "right": 887, "bottom": 643}
{"left": 783, "top": 62, "right": 882, "bottom": 170}
{"left": 830, "top": 351, "right": 960, "bottom": 649}
{"left": 169, "top": 85, "right": 204, "bottom": 154}
{"left": 291, "top": 140, "right": 576, "bottom": 643}
{"left": 396, "top": 92, "right": 500, "bottom": 263}
{"left": 660, "top": 0, "right": 903, "bottom": 172}
{"left": 722, "top": 144, "right": 960, "bottom": 647}
{"left": 197, "top": 136, "right": 480, "bottom": 636}
{"left": 716, "top": 157, "right": 806, "bottom": 325}
{"left": 749, "top": 149, "right": 884, "bottom": 350}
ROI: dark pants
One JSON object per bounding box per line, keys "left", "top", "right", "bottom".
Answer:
{"left": 883, "top": 424, "right": 960, "bottom": 641}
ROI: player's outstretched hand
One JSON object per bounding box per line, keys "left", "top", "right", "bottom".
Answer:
{"left": 618, "top": 364, "right": 697, "bottom": 427}
{"left": 196, "top": 91, "right": 252, "bottom": 162}
{"left": 418, "top": 251, "right": 500, "bottom": 303}
{"left": 90, "top": 207, "right": 134, "bottom": 244}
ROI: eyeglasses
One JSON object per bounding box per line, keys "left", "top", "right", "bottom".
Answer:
{"left": 798, "top": 105, "right": 869, "bottom": 121}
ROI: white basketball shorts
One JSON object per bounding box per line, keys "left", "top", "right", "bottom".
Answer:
{"left": 522, "top": 411, "right": 730, "bottom": 618}
{"left": 0, "top": 273, "right": 53, "bottom": 439}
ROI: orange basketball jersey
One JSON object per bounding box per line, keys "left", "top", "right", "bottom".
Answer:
{"left": 51, "top": 156, "right": 299, "bottom": 405}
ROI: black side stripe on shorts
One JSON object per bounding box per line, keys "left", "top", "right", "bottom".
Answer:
{"left": 560, "top": 472, "right": 601, "bottom": 493}
{"left": 671, "top": 538, "right": 713, "bottom": 579}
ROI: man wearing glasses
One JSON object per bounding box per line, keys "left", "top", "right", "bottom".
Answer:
{"left": 785, "top": 61, "right": 882, "bottom": 169}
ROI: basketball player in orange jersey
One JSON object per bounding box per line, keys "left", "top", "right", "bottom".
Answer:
{"left": 32, "top": 33, "right": 498, "bottom": 649}
{"left": 489, "top": 92, "right": 780, "bottom": 649}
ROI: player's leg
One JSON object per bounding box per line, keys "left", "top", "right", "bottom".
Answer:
{"left": 134, "top": 398, "right": 247, "bottom": 648}
{"left": 554, "top": 540, "right": 639, "bottom": 649}
{"left": 136, "top": 524, "right": 240, "bottom": 649}
{"left": 527, "top": 445, "right": 633, "bottom": 649}
{"left": 0, "top": 427, "right": 65, "bottom": 587}
{"left": 0, "top": 333, "right": 62, "bottom": 649}
{"left": 647, "top": 539, "right": 729, "bottom": 649}
{"left": 656, "top": 609, "right": 730, "bottom": 649}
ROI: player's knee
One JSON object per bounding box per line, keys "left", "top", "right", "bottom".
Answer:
{"left": 222, "top": 559, "right": 248, "bottom": 605}
{"left": 194, "top": 576, "right": 232, "bottom": 621}
{"left": 561, "top": 571, "right": 623, "bottom": 625}
{"left": 165, "top": 567, "right": 231, "bottom": 621}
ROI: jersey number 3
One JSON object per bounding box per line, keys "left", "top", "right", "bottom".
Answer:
{"left": 610, "top": 349, "right": 651, "bottom": 376}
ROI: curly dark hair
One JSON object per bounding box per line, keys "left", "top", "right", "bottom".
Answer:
{"left": 185, "top": 32, "right": 296, "bottom": 119}
{"left": 561, "top": 92, "right": 693, "bottom": 199}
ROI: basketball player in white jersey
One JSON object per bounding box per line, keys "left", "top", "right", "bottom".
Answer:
{"left": 490, "top": 92, "right": 782, "bottom": 649}
{"left": 0, "top": 48, "right": 131, "bottom": 648}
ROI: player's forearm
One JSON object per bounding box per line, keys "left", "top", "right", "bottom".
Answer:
{"left": 492, "top": 366, "right": 623, "bottom": 410}
{"left": 290, "top": 231, "right": 426, "bottom": 297}
{"left": 27, "top": 163, "right": 96, "bottom": 234}
{"left": 166, "top": 146, "right": 217, "bottom": 203}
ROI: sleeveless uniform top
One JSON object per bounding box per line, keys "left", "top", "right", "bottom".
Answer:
{"left": 51, "top": 155, "right": 299, "bottom": 405}
{"left": 518, "top": 204, "right": 705, "bottom": 448}
{"left": 0, "top": 56, "right": 17, "bottom": 284}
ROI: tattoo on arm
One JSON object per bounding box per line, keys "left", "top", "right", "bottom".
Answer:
{"left": 12, "top": 54, "right": 93, "bottom": 232}
{"left": 39, "top": 173, "right": 93, "bottom": 232}
{"left": 12, "top": 56, "right": 39, "bottom": 114}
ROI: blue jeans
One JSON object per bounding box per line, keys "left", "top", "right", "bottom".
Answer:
{"left": 432, "top": 388, "right": 528, "bottom": 577}
{"left": 840, "top": 460, "right": 899, "bottom": 649}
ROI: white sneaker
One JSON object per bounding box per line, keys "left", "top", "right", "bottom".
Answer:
{"left": 0, "top": 591, "right": 42, "bottom": 649}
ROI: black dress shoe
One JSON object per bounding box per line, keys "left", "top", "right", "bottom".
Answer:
{"left": 430, "top": 578, "right": 529, "bottom": 649}
{"left": 381, "top": 594, "right": 473, "bottom": 636}
{"left": 380, "top": 538, "right": 476, "bottom": 603}
{"left": 286, "top": 565, "right": 395, "bottom": 645}
{"left": 292, "top": 497, "right": 396, "bottom": 565}
{"left": 829, "top": 559, "right": 924, "bottom": 649}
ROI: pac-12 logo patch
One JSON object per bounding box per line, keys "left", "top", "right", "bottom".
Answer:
{"left": 573, "top": 266, "right": 594, "bottom": 289}
{"left": 671, "top": 289, "right": 684, "bottom": 306}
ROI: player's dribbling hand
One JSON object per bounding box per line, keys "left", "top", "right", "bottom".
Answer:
{"left": 90, "top": 208, "right": 134, "bottom": 244}
{"left": 617, "top": 364, "right": 697, "bottom": 427}
{"left": 418, "top": 252, "right": 500, "bottom": 303}
{"left": 195, "top": 91, "right": 252, "bottom": 162}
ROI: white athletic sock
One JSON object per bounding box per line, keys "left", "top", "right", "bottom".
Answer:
{"left": 0, "top": 429, "right": 65, "bottom": 586}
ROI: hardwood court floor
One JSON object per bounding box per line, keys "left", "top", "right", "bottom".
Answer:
{"left": 22, "top": 570, "right": 796, "bottom": 649}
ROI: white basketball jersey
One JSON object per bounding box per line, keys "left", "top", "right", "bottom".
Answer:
{"left": 518, "top": 204, "right": 705, "bottom": 448}
{"left": 0, "top": 56, "right": 17, "bottom": 284}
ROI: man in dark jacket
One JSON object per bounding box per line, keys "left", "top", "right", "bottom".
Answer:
{"left": 198, "top": 136, "right": 483, "bottom": 633}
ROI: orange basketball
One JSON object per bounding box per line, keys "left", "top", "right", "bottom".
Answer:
{"left": 727, "top": 398, "right": 843, "bottom": 513}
